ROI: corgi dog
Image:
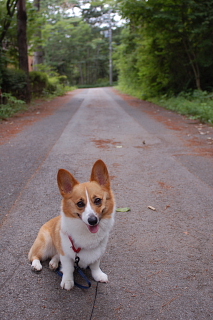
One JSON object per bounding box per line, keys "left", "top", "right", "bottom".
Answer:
{"left": 28, "top": 159, "right": 115, "bottom": 290}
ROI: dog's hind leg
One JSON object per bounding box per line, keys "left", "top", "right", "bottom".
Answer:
{"left": 28, "top": 240, "right": 45, "bottom": 272}
{"left": 28, "top": 228, "right": 55, "bottom": 272}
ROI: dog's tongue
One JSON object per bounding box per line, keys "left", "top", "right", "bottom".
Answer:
{"left": 88, "top": 224, "right": 99, "bottom": 233}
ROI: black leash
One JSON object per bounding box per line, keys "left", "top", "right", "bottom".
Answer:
{"left": 56, "top": 256, "right": 91, "bottom": 289}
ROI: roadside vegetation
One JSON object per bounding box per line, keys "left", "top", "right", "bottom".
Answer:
{"left": 0, "top": 68, "right": 75, "bottom": 119}
{"left": 151, "top": 91, "right": 213, "bottom": 124}
{"left": 117, "top": 85, "right": 213, "bottom": 125}
{"left": 0, "top": 93, "right": 26, "bottom": 120}
{"left": 115, "top": 0, "right": 213, "bottom": 125}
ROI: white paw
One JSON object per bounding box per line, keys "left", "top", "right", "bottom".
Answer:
{"left": 31, "top": 259, "right": 42, "bottom": 272}
{"left": 60, "top": 278, "right": 74, "bottom": 290}
{"left": 49, "top": 260, "right": 59, "bottom": 271}
{"left": 92, "top": 270, "right": 108, "bottom": 283}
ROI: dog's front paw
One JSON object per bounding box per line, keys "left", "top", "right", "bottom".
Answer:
{"left": 60, "top": 278, "right": 74, "bottom": 290}
{"left": 31, "top": 259, "right": 42, "bottom": 272}
{"left": 92, "top": 270, "right": 108, "bottom": 283}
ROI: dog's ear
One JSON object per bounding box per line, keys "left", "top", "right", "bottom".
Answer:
{"left": 57, "top": 169, "right": 79, "bottom": 197}
{"left": 90, "top": 159, "right": 110, "bottom": 189}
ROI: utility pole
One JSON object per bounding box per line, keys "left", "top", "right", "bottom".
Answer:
{"left": 109, "top": 9, "right": 112, "bottom": 86}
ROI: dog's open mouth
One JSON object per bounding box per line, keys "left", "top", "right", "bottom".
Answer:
{"left": 87, "top": 224, "right": 100, "bottom": 233}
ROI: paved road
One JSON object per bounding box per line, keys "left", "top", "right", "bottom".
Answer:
{"left": 0, "top": 88, "right": 213, "bottom": 319}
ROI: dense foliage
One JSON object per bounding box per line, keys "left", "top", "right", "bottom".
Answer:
{"left": 41, "top": 1, "right": 120, "bottom": 85}
{"left": 116, "top": 0, "right": 213, "bottom": 98}
{"left": 0, "top": 0, "right": 120, "bottom": 107}
{"left": 43, "top": 19, "right": 109, "bottom": 85}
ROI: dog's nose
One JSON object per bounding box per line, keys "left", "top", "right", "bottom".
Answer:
{"left": 88, "top": 215, "right": 98, "bottom": 226}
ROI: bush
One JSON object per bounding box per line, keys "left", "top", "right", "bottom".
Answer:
{"left": 58, "top": 75, "right": 68, "bottom": 86}
{"left": 30, "top": 71, "right": 70, "bottom": 97}
{"left": 1, "top": 66, "right": 73, "bottom": 112}
{"left": 46, "top": 76, "right": 71, "bottom": 96}
{"left": 0, "top": 93, "right": 26, "bottom": 120}
{"left": 30, "top": 71, "right": 49, "bottom": 97}
{"left": 46, "top": 76, "right": 58, "bottom": 93}
{"left": 1, "top": 69, "right": 27, "bottom": 100}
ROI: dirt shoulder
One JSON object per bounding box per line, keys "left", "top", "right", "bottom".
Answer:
{"left": 0, "top": 91, "right": 76, "bottom": 146}
{"left": 113, "top": 88, "right": 213, "bottom": 157}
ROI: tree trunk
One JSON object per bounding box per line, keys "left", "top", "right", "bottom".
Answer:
{"left": 183, "top": 41, "right": 201, "bottom": 90}
{"left": 188, "top": 51, "right": 201, "bottom": 90}
{"left": 79, "top": 64, "right": 84, "bottom": 84}
{"left": 17, "top": 0, "right": 31, "bottom": 102}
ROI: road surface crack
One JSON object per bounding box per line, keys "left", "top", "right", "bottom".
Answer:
{"left": 89, "top": 282, "right": 98, "bottom": 320}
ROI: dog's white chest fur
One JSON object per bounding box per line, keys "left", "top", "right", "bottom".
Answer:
{"left": 61, "top": 210, "right": 114, "bottom": 268}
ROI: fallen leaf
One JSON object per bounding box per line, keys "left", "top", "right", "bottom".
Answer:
{"left": 116, "top": 207, "right": 131, "bottom": 212}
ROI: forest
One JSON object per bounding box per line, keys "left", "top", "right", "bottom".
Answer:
{"left": 0, "top": 0, "right": 121, "bottom": 116}
{"left": 1, "top": 0, "right": 213, "bottom": 123}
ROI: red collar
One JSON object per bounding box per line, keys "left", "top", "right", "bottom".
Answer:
{"left": 68, "top": 236, "right": 81, "bottom": 253}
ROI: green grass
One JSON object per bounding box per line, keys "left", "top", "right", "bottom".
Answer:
{"left": 116, "top": 84, "right": 145, "bottom": 100}
{"left": 77, "top": 82, "right": 115, "bottom": 89}
{"left": 0, "top": 87, "right": 76, "bottom": 120}
{"left": 150, "top": 90, "right": 213, "bottom": 124}
{"left": 117, "top": 86, "right": 213, "bottom": 125}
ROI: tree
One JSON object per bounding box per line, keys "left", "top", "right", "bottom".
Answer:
{"left": 39, "top": 0, "right": 121, "bottom": 85}
{"left": 81, "top": 0, "right": 119, "bottom": 85}
{"left": 43, "top": 18, "right": 110, "bottom": 85}
{"left": 32, "top": 0, "right": 80, "bottom": 70}
{"left": 1, "top": 0, "right": 121, "bottom": 91}
{"left": 0, "top": 0, "right": 18, "bottom": 47}
{"left": 117, "top": 0, "right": 213, "bottom": 95}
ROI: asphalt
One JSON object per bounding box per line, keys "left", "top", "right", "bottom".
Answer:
{"left": 0, "top": 87, "right": 213, "bottom": 320}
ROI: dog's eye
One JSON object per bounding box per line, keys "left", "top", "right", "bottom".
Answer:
{"left": 77, "top": 200, "right": 85, "bottom": 208}
{"left": 94, "top": 198, "right": 102, "bottom": 205}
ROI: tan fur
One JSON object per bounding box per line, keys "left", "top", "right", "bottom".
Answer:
{"left": 61, "top": 181, "right": 114, "bottom": 220}
{"left": 28, "top": 216, "right": 64, "bottom": 262}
